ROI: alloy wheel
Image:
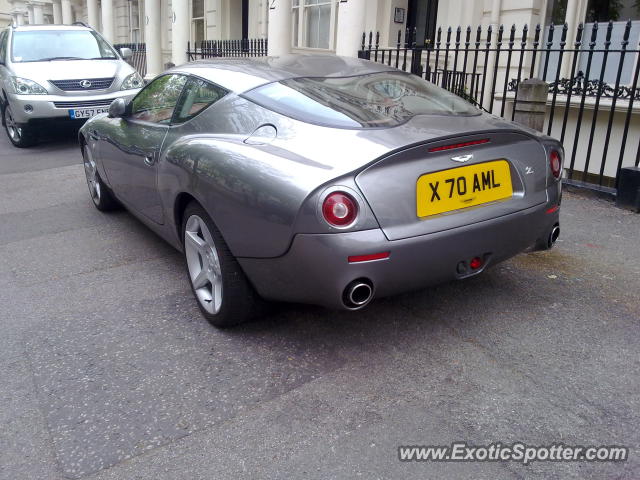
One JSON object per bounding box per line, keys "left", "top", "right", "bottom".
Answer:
{"left": 5, "top": 105, "right": 22, "bottom": 142}
{"left": 184, "top": 214, "right": 223, "bottom": 314}
{"left": 83, "top": 148, "right": 101, "bottom": 204}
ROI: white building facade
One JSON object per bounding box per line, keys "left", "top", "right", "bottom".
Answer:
{"left": 6, "top": 0, "right": 639, "bottom": 76}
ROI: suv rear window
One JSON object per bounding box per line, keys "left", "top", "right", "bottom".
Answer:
{"left": 11, "top": 30, "right": 117, "bottom": 63}
{"left": 243, "top": 71, "right": 479, "bottom": 129}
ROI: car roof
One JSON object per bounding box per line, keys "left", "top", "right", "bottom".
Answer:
{"left": 169, "top": 54, "right": 400, "bottom": 94}
{"left": 11, "top": 25, "right": 92, "bottom": 32}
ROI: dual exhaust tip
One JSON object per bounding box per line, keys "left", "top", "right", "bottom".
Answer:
{"left": 343, "top": 279, "right": 374, "bottom": 310}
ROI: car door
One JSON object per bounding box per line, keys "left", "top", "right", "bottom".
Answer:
{"left": 99, "top": 73, "right": 187, "bottom": 224}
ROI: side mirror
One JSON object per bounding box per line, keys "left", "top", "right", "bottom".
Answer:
{"left": 108, "top": 97, "right": 127, "bottom": 118}
{"left": 120, "top": 47, "right": 133, "bottom": 60}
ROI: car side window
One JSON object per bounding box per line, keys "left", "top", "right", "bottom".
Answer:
{"left": 130, "top": 74, "right": 187, "bottom": 124}
{"left": 173, "top": 77, "right": 228, "bottom": 124}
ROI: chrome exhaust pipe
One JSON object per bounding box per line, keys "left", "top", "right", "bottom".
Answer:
{"left": 343, "top": 279, "right": 374, "bottom": 310}
{"left": 548, "top": 225, "right": 560, "bottom": 248}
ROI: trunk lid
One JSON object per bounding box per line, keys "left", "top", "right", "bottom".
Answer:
{"left": 355, "top": 131, "right": 548, "bottom": 241}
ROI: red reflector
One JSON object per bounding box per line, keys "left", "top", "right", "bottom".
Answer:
{"left": 428, "top": 138, "right": 490, "bottom": 152}
{"left": 546, "top": 205, "right": 560, "bottom": 214}
{"left": 348, "top": 252, "right": 390, "bottom": 263}
{"left": 470, "top": 257, "right": 483, "bottom": 270}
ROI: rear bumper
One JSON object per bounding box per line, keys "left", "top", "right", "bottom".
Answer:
{"left": 239, "top": 202, "right": 559, "bottom": 309}
{"left": 5, "top": 90, "right": 140, "bottom": 125}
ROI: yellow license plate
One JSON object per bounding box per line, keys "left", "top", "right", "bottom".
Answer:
{"left": 416, "top": 160, "right": 513, "bottom": 217}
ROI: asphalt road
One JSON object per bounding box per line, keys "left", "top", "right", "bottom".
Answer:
{"left": 1, "top": 129, "right": 639, "bottom": 480}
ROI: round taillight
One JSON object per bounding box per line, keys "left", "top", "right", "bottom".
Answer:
{"left": 550, "top": 150, "right": 562, "bottom": 179}
{"left": 322, "top": 191, "right": 358, "bottom": 227}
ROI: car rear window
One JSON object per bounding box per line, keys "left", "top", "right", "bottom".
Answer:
{"left": 243, "top": 71, "right": 479, "bottom": 129}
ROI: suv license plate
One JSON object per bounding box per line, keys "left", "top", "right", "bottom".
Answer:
{"left": 68, "top": 108, "right": 109, "bottom": 119}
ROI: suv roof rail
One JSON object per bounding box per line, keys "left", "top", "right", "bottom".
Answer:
{"left": 72, "top": 21, "right": 90, "bottom": 28}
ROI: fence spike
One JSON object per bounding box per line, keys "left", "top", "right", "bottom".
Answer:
{"left": 533, "top": 24, "right": 541, "bottom": 47}
{"left": 497, "top": 24, "right": 504, "bottom": 44}
{"left": 547, "top": 23, "right": 555, "bottom": 46}
{"left": 465, "top": 25, "right": 471, "bottom": 47}
{"left": 475, "top": 25, "right": 482, "bottom": 47}
{"left": 486, "top": 24, "right": 493, "bottom": 46}
{"left": 605, "top": 20, "right": 613, "bottom": 44}
{"left": 522, "top": 24, "right": 528, "bottom": 46}
{"left": 590, "top": 22, "right": 598, "bottom": 47}
{"left": 575, "top": 23, "right": 584, "bottom": 46}
{"left": 622, "top": 19, "right": 631, "bottom": 44}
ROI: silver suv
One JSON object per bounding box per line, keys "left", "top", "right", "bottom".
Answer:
{"left": 0, "top": 23, "right": 144, "bottom": 147}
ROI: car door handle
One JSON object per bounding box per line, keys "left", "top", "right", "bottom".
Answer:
{"left": 143, "top": 155, "right": 155, "bottom": 166}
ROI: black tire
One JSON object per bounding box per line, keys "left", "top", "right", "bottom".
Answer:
{"left": 3, "top": 103, "right": 35, "bottom": 148}
{"left": 82, "top": 145, "right": 120, "bottom": 211}
{"left": 182, "top": 202, "right": 264, "bottom": 327}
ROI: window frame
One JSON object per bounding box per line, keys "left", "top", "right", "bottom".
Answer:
{"left": 292, "top": 0, "right": 337, "bottom": 51}
{"left": 190, "top": 0, "right": 206, "bottom": 44}
{"left": 170, "top": 74, "right": 230, "bottom": 125}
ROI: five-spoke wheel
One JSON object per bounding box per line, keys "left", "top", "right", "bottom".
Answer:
{"left": 184, "top": 214, "right": 223, "bottom": 315}
{"left": 82, "top": 145, "right": 119, "bottom": 211}
{"left": 182, "top": 202, "right": 263, "bottom": 327}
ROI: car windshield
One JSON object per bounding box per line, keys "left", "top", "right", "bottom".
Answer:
{"left": 244, "top": 71, "right": 480, "bottom": 129}
{"left": 11, "top": 30, "right": 117, "bottom": 62}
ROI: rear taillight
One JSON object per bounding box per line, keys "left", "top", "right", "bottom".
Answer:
{"left": 322, "top": 191, "right": 358, "bottom": 227}
{"left": 550, "top": 150, "right": 562, "bottom": 179}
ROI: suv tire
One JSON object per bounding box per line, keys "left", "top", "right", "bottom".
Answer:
{"left": 3, "top": 103, "right": 35, "bottom": 148}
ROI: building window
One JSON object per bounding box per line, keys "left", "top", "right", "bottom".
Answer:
{"left": 129, "top": 0, "right": 141, "bottom": 43}
{"left": 191, "top": 0, "right": 206, "bottom": 43}
{"left": 292, "top": 0, "right": 336, "bottom": 50}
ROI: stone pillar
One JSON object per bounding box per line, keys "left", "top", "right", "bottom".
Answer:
{"left": 32, "top": 2, "right": 44, "bottom": 23}
{"left": 86, "top": 0, "right": 98, "bottom": 28}
{"left": 144, "top": 0, "right": 163, "bottom": 79}
{"left": 513, "top": 78, "right": 548, "bottom": 132}
{"left": 267, "top": 0, "right": 291, "bottom": 56}
{"left": 171, "top": 0, "right": 189, "bottom": 66}
{"left": 52, "top": 0, "right": 62, "bottom": 23}
{"left": 61, "top": 0, "right": 72, "bottom": 24}
{"left": 335, "top": 0, "right": 366, "bottom": 57}
{"left": 27, "top": 4, "right": 33, "bottom": 23}
{"left": 101, "top": 0, "right": 114, "bottom": 42}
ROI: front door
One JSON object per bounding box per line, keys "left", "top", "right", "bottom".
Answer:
{"left": 100, "top": 74, "right": 188, "bottom": 224}
{"left": 407, "top": 0, "right": 439, "bottom": 48}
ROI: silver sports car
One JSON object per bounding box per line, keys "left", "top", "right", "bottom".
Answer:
{"left": 80, "top": 54, "right": 562, "bottom": 327}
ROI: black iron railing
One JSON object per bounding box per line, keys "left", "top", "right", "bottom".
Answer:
{"left": 187, "top": 39, "right": 268, "bottom": 61}
{"left": 114, "top": 43, "right": 147, "bottom": 78}
{"left": 359, "top": 22, "right": 640, "bottom": 195}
